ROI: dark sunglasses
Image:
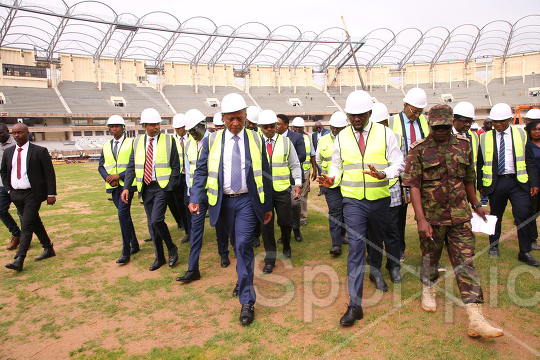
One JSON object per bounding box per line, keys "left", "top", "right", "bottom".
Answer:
{"left": 432, "top": 125, "right": 452, "bottom": 131}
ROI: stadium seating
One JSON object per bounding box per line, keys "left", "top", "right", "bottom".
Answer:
{"left": 0, "top": 86, "right": 66, "bottom": 113}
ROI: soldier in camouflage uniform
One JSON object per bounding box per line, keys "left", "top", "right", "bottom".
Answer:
{"left": 403, "top": 104, "right": 503, "bottom": 338}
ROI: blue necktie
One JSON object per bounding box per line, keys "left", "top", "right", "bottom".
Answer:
{"left": 113, "top": 140, "right": 119, "bottom": 161}
{"left": 231, "top": 135, "right": 242, "bottom": 193}
{"left": 498, "top": 132, "right": 505, "bottom": 175}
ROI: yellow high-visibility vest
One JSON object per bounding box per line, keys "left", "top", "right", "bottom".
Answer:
{"left": 318, "top": 133, "right": 334, "bottom": 175}
{"left": 266, "top": 134, "right": 292, "bottom": 192}
{"left": 133, "top": 134, "right": 173, "bottom": 192}
{"left": 303, "top": 134, "right": 312, "bottom": 172}
{"left": 185, "top": 136, "right": 202, "bottom": 188}
{"left": 102, "top": 137, "right": 133, "bottom": 189}
{"left": 389, "top": 112, "right": 429, "bottom": 149}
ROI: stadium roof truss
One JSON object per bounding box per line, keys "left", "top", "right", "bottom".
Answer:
{"left": 0, "top": 0, "right": 539, "bottom": 73}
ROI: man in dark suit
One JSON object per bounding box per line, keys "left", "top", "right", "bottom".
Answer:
{"left": 312, "top": 121, "right": 330, "bottom": 196}
{"left": 190, "top": 93, "right": 273, "bottom": 325}
{"left": 477, "top": 103, "right": 540, "bottom": 266}
{"left": 1, "top": 123, "right": 57, "bottom": 271}
{"left": 276, "top": 114, "right": 306, "bottom": 242}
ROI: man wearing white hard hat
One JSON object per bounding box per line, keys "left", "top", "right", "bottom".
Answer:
{"left": 315, "top": 111, "right": 348, "bottom": 256}
{"left": 318, "top": 90, "right": 404, "bottom": 326}
{"left": 477, "top": 103, "right": 540, "bottom": 266}
{"left": 246, "top": 106, "right": 262, "bottom": 136}
{"left": 524, "top": 108, "right": 540, "bottom": 250}
{"left": 189, "top": 93, "right": 273, "bottom": 325}
{"left": 213, "top": 112, "right": 225, "bottom": 131}
{"left": 121, "top": 108, "right": 180, "bottom": 271}
{"left": 388, "top": 87, "right": 430, "bottom": 262}
{"left": 292, "top": 117, "right": 317, "bottom": 226}
{"left": 98, "top": 115, "right": 139, "bottom": 264}
{"left": 259, "top": 109, "right": 302, "bottom": 274}
{"left": 171, "top": 113, "right": 190, "bottom": 245}
{"left": 453, "top": 101, "right": 479, "bottom": 170}
{"left": 312, "top": 120, "right": 330, "bottom": 196}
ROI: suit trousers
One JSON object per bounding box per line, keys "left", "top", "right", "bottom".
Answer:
{"left": 142, "top": 182, "right": 175, "bottom": 261}
{"left": 171, "top": 174, "right": 189, "bottom": 236}
{"left": 262, "top": 188, "right": 293, "bottom": 265}
{"left": 529, "top": 193, "right": 539, "bottom": 241}
{"left": 188, "top": 196, "right": 208, "bottom": 272}
{"left": 398, "top": 202, "right": 408, "bottom": 253}
{"left": 215, "top": 219, "right": 230, "bottom": 258}
{"left": 10, "top": 189, "right": 52, "bottom": 259}
{"left": 322, "top": 186, "right": 346, "bottom": 247}
{"left": 111, "top": 187, "right": 138, "bottom": 257}
{"left": 291, "top": 189, "right": 301, "bottom": 229}
{"left": 183, "top": 181, "right": 192, "bottom": 237}
{"left": 488, "top": 177, "right": 533, "bottom": 253}
{"left": 0, "top": 186, "right": 21, "bottom": 237}
{"left": 300, "top": 170, "right": 311, "bottom": 222}
{"left": 343, "top": 196, "right": 390, "bottom": 308}
{"left": 220, "top": 193, "right": 258, "bottom": 305}
{"left": 368, "top": 205, "right": 401, "bottom": 271}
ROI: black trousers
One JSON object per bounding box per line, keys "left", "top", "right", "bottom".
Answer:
{"left": 262, "top": 188, "right": 292, "bottom": 265}
{"left": 10, "top": 189, "right": 52, "bottom": 259}
{"left": 142, "top": 182, "right": 175, "bottom": 261}
{"left": 530, "top": 193, "right": 539, "bottom": 241}
{"left": 322, "top": 186, "right": 346, "bottom": 247}
{"left": 368, "top": 205, "right": 401, "bottom": 271}
{"left": 170, "top": 174, "right": 190, "bottom": 235}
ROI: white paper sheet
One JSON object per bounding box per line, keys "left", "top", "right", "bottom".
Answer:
{"left": 471, "top": 213, "right": 497, "bottom": 235}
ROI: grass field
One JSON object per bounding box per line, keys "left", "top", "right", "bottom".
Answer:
{"left": 0, "top": 162, "right": 539, "bottom": 359}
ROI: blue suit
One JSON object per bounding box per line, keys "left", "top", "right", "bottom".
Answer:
{"left": 191, "top": 129, "right": 272, "bottom": 305}
{"left": 285, "top": 129, "right": 305, "bottom": 228}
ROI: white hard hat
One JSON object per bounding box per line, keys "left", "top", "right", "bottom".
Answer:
{"left": 221, "top": 93, "right": 247, "bottom": 114}
{"left": 140, "top": 108, "right": 162, "bottom": 124}
{"left": 526, "top": 108, "right": 540, "bottom": 120}
{"left": 403, "top": 87, "right": 427, "bottom": 109}
{"left": 107, "top": 115, "right": 125, "bottom": 126}
{"left": 291, "top": 117, "right": 305, "bottom": 127}
{"left": 453, "top": 101, "right": 475, "bottom": 119}
{"left": 213, "top": 112, "right": 224, "bottom": 126}
{"left": 329, "top": 111, "right": 348, "bottom": 127}
{"left": 344, "top": 90, "right": 373, "bottom": 114}
{"left": 185, "top": 109, "right": 206, "bottom": 131}
{"left": 470, "top": 122, "right": 480, "bottom": 130}
{"left": 370, "top": 103, "right": 390, "bottom": 123}
{"left": 489, "top": 103, "right": 513, "bottom": 121}
{"left": 172, "top": 113, "right": 185, "bottom": 128}
{"left": 257, "top": 109, "right": 278, "bottom": 125}
{"left": 246, "top": 106, "right": 260, "bottom": 124}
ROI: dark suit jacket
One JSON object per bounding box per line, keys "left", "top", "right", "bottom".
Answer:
{"left": 477, "top": 128, "right": 539, "bottom": 195}
{"left": 190, "top": 129, "right": 273, "bottom": 227}
{"left": 312, "top": 129, "right": 330, "bottom": 151}
{"left": 0, "top": 142, "right": 56, "bottom": 203}
{"left": 285, "top": 129, "right": 306, "bottom": 183}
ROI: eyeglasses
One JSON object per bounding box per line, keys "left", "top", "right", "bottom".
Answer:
{"left": 407, "top": 105, "right": 423, "bottom": 116}
{"left": 432, "top": 125, "right": 452, "bottom": 131}
{"left": 455, "top": 116, "right": 473, "bottom": 124}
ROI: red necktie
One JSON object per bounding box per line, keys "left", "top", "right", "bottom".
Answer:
{"left": 17, "top": 148, "right": 22, "bottom": 179}
{"left": 143, "top": 138, "right": 154, "bottom": 185}
{"left": 267, "top": 139, "right": 273, "bottom": 157}
{"left": 358, "top": 132, "right": 365, "bottom": 155}
{"left": 410, "top": 121, "right": 416, "bottom": 144}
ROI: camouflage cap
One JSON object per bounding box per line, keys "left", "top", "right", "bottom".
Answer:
{"left": 428, "top": 104, "right": 453, "bottom": 126}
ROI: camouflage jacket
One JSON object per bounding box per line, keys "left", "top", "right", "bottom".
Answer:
{"left": 403, "top": 134, "right": 475, "bottom": 226}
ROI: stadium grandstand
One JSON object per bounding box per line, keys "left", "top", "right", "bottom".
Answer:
{"left": 0, "top": 0, "right": 539, "bottom": 156}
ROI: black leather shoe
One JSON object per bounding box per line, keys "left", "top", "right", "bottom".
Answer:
{"left": 277, "top": 238, "right": 282, "bottom": 244}
{"left": 232, "top": 282, "right": 239, "bottom": 297}
{"left": 400, "top": 251, "right": 405, "bottom": 262}
{"left": 178, "top": 224, "right": 184, "bottom": 231}
{"left": 369, "top": 271, "right": 388, "bottom": 292}
{"left": 263, "top": 263, "right": 274, "bottom": 274}
{"left": 531, "top": 241, "right": 540, "bottom": 251}
{"left": 168, "top": 245, "right": 179, "bottom": 267}
{"left": 239, "top": 304, "right": 255, "bottom": 325}
{"left": 144, "top": 237, "right": 152, "bottom": 243}
{"left": 283, "top": 248, "right": 291, "bottom": 259}
{"left": 116, "top": 255, "right": 130, "bottom": 264}
{"left": 330, "top": 246, "right": 342, "bottom": 255}
{"left": 518, "top": 252, "right": 539, "bottom": 266}
{"left": 180, "top": 234, "right": 190, "bottom": 244}
{"left": 35, "top": 246, "right": 55, "bottom": 261}
{"left": 489, "top": 247, "right": 500, "bottom": 257}
{"left": 293, "top": 228, "right": 303, "bottom": 242}
{"left": 149, "top": 258, "right": 166, "bottom": 271}
{"left": 300, "top": 220, "right": 308, "bottom": 226}
{"left": 5, "top": 256, "right": 24, "bottom": 271}
{"left": 176, "top": 270, "right": 201, "bottom": 282}
{"left": 253, "top": 237, "right": 260, "bottom": 248}
{"left": 389, "top": 268, "right": 402, "bottom": 284}
{"left": 130, "top": 245, "right": 140, "bottom": 255}
{"left": 221, "top": 256, "right": 230, "bottom": 268}
{"left": 339, "top": 306, "right": 363, "bottom": 326}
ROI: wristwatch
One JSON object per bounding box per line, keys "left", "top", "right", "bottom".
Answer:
{"left": 471, "top": 203, "right": 482, "bottom": 210}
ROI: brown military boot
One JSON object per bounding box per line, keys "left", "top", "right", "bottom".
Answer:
{"left": 466, "top": 303, "right": 504, "bottom": 338}
{"left": 6, "top": 236, "right": 20, "bottom": 250}
{"left": 421, "top": 284, "right": 437, "bottom": 312}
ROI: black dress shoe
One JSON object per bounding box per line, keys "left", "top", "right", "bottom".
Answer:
{"left": 300, "top": 220, "right": 308, "bottom": 226}
{"left": 489, "top": 247, "right": 500, "bottom": 257}
{"left": 239, "top": 304, "right": 255, "bottom": 325}
{"left": 178, "top": 224, "right": 184, "bottom": 231}
{"left": 283, "top": 248, "right": 291, "bottom": 259}
{"left": 277, "top": 238, "right": 282, "bottom": 244}
{"left": 389, "top": 268, "right": 402, "bottom": 284}
{"left": 531, "top": 241, "right": 540, "bottom": 251}
{"left": 400, "top": 251, "right": 405, "bottom": 262}
{"left": 180, "top": 234, "right": 190, "bottom": 244}
{"left": 144, "top": 237, "right": 152, "bottom": 243}
{"left": 35, "top": 246, "right": 55, "bottom": 261}
{"left": 168, "top": 245, "right": 179, "bottom": 267}
{"left": 149, "top": 258, "right": 166, "bottom": 271}
{"left": 330, "top": 246, "right": 342, "bottom": 255}
{"left": 221, "top": 256, "right": 230, "bottom": 268}
{"left": 232, "top": 282, "right": 239, "bottom": 297}
{"left": 263, "top": 263, "right": 274, "bottom": 274}
{"left": 5, "top": 256, "right": 24, "bottom": 271}
{"left": 518, "top": 252, "right": 540, "bottom": 266}
{"left": 130, "top": 245, "right": 140, "bottom": 255}
{"left": 369, "top": 271, "right": 388, "bottom": 292}
{"left": 253, "top": 237, "right": 260, "bottom": 248}
{"left": 293, "top": 228, "right": 303, "bottom": 242}
{"left": 340, "top": 306, "right": 363, "bottom": 326}
{"left": 176, "top": 270, "right": 201, "bottom": 282}
{"left": 116, "top": 254, "right": 130, "bottom": 264}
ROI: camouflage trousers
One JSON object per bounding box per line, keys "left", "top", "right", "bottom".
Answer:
{"left": 419, "top": 221, "right": 484, "bottom": 304}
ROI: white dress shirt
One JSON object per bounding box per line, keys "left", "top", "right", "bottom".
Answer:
{"left": 145, "top": 134, "right": 158, "bottom": 181}
{"left": 223, "top": 129, "right": 248, "bottom": 194}
{"left": 11, "top": 141, "right": 31, "bottom": 189}
{"left": 496, "top": 128, "right": 516, "bottom": 175}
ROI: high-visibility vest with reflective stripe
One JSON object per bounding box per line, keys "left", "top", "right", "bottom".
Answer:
{"left": 389, "top": 112, "right": 429, "bottom": 149}
{"left": 174, "top": 134, "right": 190, "bottom": 172}
{"left": 206, "top": 129, "right": 265, "bottom": 206}
{"left": 266, "top": 134, "right": 291, "bottom": 192}
{"left": 318, "top": 133, "right": 334, "bottom": 175}
{"left": 468, "top": 130, "right": 479, "bottom": 170}
{"left": 102, "top": 137, "right": 133, "bottom": 189}
{"left": 303, "top": 134, "right": 312, "bottom": 172}
{"left": 133, "top": 134, "right": 173, "bottom": 192}
{"left": 184, "top": 137, "right": 202, "bottom": 188}
{"left": 338, "top": 123, "right": 390, "bottom": 200}
{"left": 480, "top": 128, "right": 528, "bottom": 187}
{"left": 388, "top": 132, "right": 402, "bottom": 187}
